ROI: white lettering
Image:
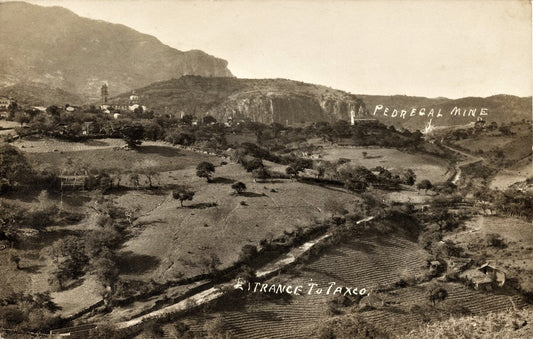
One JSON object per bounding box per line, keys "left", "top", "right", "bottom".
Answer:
{"left": 327, "top": 282, "right": 336, "bottom": 295}
{"left": 308, "top": 282, "right": 319, "bottom": 295}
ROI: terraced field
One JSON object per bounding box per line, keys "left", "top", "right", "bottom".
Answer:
{"left": 179, "top": 236, "right": 430, "bottom": 338}
{"left": 184, "top": 281, "right": 329, "bottom": 339}
{"left": 356, "top": 282, "right": 526, "bottom": 335}
{"left": 176, "top": 234, "right": 528, "bottom": 338}
{"left": 303, "top": 236, "right": 429, "bottom": 289}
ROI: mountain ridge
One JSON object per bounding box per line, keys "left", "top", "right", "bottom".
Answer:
{"left": 0, "top": 1, "right": 233, "bottom": 101}
{"left": 109, "top": 76, "right": 531, "bottom": 130}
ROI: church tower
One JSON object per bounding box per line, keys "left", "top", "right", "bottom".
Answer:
{"left": 101, "top": 83, "right": 108, "bottom": 106}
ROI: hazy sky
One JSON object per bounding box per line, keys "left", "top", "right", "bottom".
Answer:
{"left": 20, "top": 0, "right": 533, "bottom": 98}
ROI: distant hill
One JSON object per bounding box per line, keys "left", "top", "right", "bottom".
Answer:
{"left": 0, "top": 82, "right": 83, "bottom": 107}
{"left": 109, "top": 76, "right": 367, "bottom": 124}
{"left": 358, "top": 94, "right": 532, "bottom": 130}
{"left": 0, "top": 2, "right": 233, "bottom": 101}
{"left": 111, "top": 76, "right": 531, "bottom": 129}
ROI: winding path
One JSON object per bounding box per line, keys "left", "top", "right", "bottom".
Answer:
{"left": 441, "top": 144, "right": 483, "bottom": 184}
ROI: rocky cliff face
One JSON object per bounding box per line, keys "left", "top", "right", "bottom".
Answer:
{"left": 0, "top": 2, "right": 233, "bottom": 101}
{"left": 211, "top": 94, "right": 364, "bottom": 124}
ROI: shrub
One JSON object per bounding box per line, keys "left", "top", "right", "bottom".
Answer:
{"left": 485, "top": 233, "right": 506, "bottom": 248}
{"left": 238, "top": 244, "right": 258, "bottom": 263}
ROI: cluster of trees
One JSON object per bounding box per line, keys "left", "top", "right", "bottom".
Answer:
{"left": 473, "top": 187, "right": 532, "bottom": 220}
{"left": 0, "top": 144, "right": 34, "bottom": 192}
{"left": 0, "top": 292, "right": 60, "bottom": 332}
{"left": 332, "top": 164, "right": 416, "bottom": 192}
{"left": 307, "top": 120, "right": 424, "bottom": 147}
{"left": 47, "top": 201, "right": 129, "bottom": 305}
{"left": 0, "top": 202, "right": 75, "bottom": 247}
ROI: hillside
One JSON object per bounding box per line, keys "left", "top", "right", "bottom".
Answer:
{"left": 112, "top": 76, "right": 530, "bottom": 130}
{"left": 358, "top": 94, "right": 532, "bottom": 130}
{"left": 110, "top": 76, "right": 367, "bottom": 124}
{"left": 0, "top": 82, "right": 84, "bottom": 106}
{"left": 0, "top": 2, "right": 233, "bottom": 101}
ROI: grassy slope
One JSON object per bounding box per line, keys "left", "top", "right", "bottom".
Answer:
{"left": 120, "top": 162, "right": 358, "bottom": 282}
{"left": 319, "top": 147, "right": 450, "bottom": 184}
{"left": 401, "top": 307, "right": 533, "bottom": 339}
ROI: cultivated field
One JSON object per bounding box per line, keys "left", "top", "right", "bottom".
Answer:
{"left": 318, "top": 147, "right": 450, "bottom": 184}
{"left": 177, "top": 235, "right": 430, "bottom": 338}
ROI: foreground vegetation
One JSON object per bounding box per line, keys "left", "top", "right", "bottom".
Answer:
{"left": 0, "top": 100, "right": 531, "bottom": 338}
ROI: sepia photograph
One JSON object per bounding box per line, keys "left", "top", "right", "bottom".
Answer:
{"left": 0, "top": 0, "right": 531, "bottom": 338}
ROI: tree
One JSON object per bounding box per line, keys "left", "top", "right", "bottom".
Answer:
{"left": 362, "top": 151, "right": 368, "bottom": 159}
{"left": 47, "top": 236, "right": 89, "bottom": 285}
{"left": 172, "top": 186, "right": 195, "bottom": 207}
{"left": 428, "top": 286, "right": 448, "bottom": 305}
{"left": 120, "top": 124, "right": 144, "bottom": 148}
{"left": 238, "top": 244, "right": 258, "bottom": 263}
{"left": 286, "top": 165, "right": 298, "bottom": 180}
{"left": 247, "top": 122, "right": 267, "bottom": 143}
{"left": 231, "top": 182, "right": 246, "bottom": 194}
{"left": 332, "top": 120, "right": 351, "bottom": 138}
{"left": 316, "top": 165, "right": 326, "bottom": 179}
{"left": 128, "top": 171, "right": 140, "bottom": 188}
{"left": 14, "top": 111, "right": 30, "bottom": 127}
{"left": 271, "top": 122, "right": 284, "bottom": 138}
{"left": 196, "top": 162, "right": 215, "bottom": 182}
{"left": 401, "top": 169, "right": 416, "bottom": 186}
{"left": 243, "top": 158, "right": 264, "bottom": 172}
{"left": 93, "top": 255, "right": 119, "bottom": 290}
{"left": 203, "top": 115, "right": 217, "bottom": 124}
{"left": 0, "top": 144, "right": 33, "bottom": 191}
{"left": 417, "top": 179, "right": 433, "bottom": 194}
{"left": 46, "top": 105, "right": 60, "bottom": 117}
{"left": 9, "top": 254, "right": 20, "bottom": 269}
{"left": 140, "top": 169, "right": 159, "bottom": 189}
{"left": 181, "top": 114, "right": 194, "bottom": 125}
{"left": 252, "top": 167, "right": 271, "bottom": 181}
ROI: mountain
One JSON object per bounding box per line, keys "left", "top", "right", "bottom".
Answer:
{"left": 109, "top": 76, "right": 366, "bottom": 124}
{"left": 0, "top": 2, "right": 233, "bottom": 101}
{"left": 0, "top": 82, "right": 84, "bottom": 107}
{"left": 357, "top": 94, "right": 532, "bottom": 130}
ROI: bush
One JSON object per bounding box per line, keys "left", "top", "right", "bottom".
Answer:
{"left": 485, "top": 233, "right": 506, "bottom": 248}
{"left": 238, "top": 244, "right": 258, "bottom": 263}
{"left": 0, "top": 305, "right": 25, "bottom": 328}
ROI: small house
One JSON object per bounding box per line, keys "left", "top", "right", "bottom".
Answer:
{"left": 479, "top": 263, "right": 506, "bottom": 287}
